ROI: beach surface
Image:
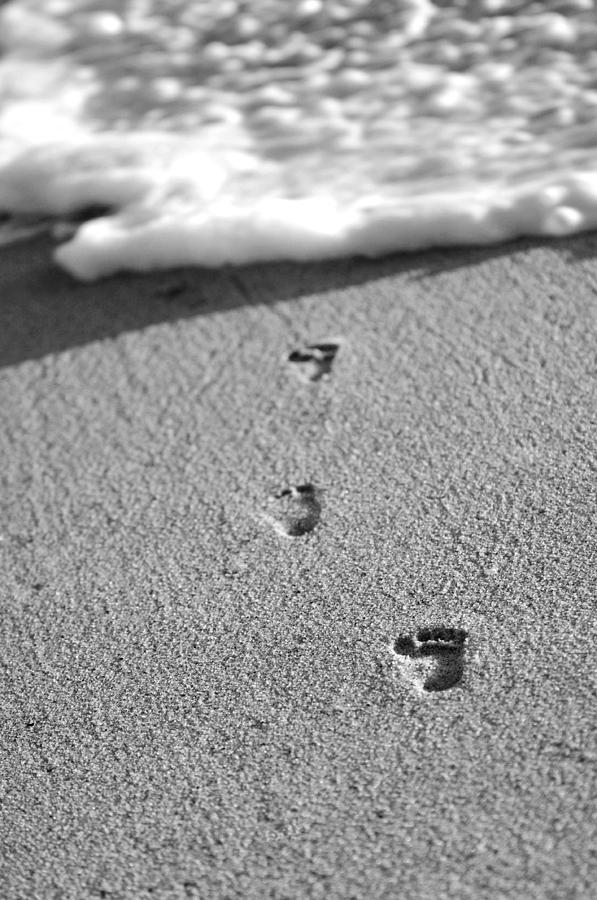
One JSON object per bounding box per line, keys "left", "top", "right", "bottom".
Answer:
{"left": 1, "top": 230, "right": 596, "bottom": 899}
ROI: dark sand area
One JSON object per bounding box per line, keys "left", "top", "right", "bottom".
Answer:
{"left": 1, "top": 230, "right": 596, "bottom": 899}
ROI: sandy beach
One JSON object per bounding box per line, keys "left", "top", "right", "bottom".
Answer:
{"left": 1, "top": 230, "right": 596, "bottom": 898}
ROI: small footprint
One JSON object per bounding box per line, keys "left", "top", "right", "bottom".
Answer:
{"left": 155, "top": 279, "right": 188, "bottom": 299}
{"left": 265, "top": 484, "right": 321, "bottom": 537}
{"left": 393, "top": 627, "right": 467, "bottom": 693}
{"left": 288, "top": 342, "right": 339, "bottom": 382}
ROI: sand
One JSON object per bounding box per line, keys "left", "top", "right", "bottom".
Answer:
{"left": 1, "top": 229, "right": 596, "bottom": 899}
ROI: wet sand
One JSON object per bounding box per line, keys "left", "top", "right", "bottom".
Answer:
{"left": 1, "top": 231, "right": 596, "bottom": 899}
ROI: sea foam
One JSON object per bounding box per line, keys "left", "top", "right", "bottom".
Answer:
{"left": 1, "top": 0, "right": 597, "bottom": 280}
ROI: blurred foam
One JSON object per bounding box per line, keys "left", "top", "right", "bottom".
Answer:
{"left": 2, "top": 0, "right": 597, "bottom": 279}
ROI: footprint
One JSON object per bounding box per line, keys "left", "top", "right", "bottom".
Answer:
{"left": 265, "top": 484, "right": 321, "bottom": 537}
{"left": 155, "top": 279, "right": 188, "bottom": 299}
{"left": 393, "top": 627, "right": 467, "bottom": 693}
{"left": 288, "top": 342, "right": 339, "bottom": 382}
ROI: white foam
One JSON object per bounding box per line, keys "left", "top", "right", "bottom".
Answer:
{"left": 45, "top": 166, "right": 597, "bottom": 280}
{"left": 1, "top": 0, "right": 597, "bottom": 279}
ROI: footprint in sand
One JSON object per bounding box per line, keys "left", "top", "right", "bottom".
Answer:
{"left": 393, "top": 627, "right": 468, "bottom": 693}
{"left": 265, "top": 484, "right": 321, "bottom": 537}
{"left": 288, "top": 342, "right": 340, "bottom": 382}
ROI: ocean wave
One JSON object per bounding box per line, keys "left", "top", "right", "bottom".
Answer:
{"left": 1, "top": 0, "right": 596, "bottom": 278}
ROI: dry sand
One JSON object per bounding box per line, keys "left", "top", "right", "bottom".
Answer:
{"left": 1, "top": 230, "right": 596, "bottom": 899}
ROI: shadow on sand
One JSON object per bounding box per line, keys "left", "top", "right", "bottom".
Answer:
{"left": 1, "top": 224, "right": 595, "bottom": 368}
